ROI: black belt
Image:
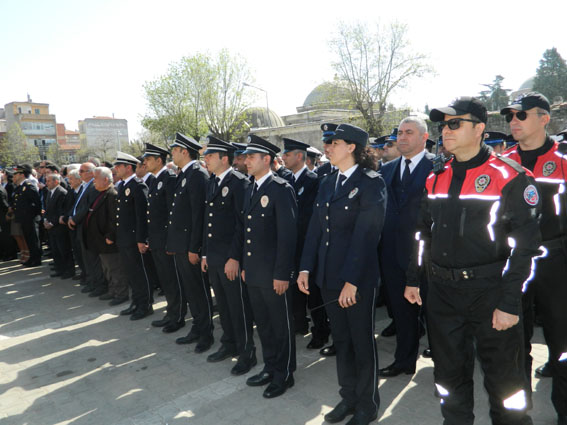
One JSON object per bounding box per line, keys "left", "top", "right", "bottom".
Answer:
{"left": 430, "top": 261, "right": 506, "bottom": 282}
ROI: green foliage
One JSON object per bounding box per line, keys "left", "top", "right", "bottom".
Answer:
{"left": 0, "top": 123, "right": 40, "bottom": 166}
{"left": 533, "top": 48, "right": 567, "bottom": 103}
{"left": 478, "top": 75, "right": 510, "bottom": 111}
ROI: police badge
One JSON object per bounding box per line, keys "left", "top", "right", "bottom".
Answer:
{"left": 157, "top": 181, "right": 163, "bottom": 190}
{"left": 298, "top": 187, "right": 304, "bottom": 196}
{"left": 475, "top": 175, "right": 490, "bottom": 193}
{"left": 349, "top": 188, "right": 359, "bottom": 199}
{"left": 125, "top": 188, "right": 131, "bottom": 196}
{"left": 543, "top": 161, "right": 556, "bottom": 177}
{"left": 261, "top": 195, "right": 269, "bottom": 208}
{"left": 222, "top": 186, "right": 229, "bottom": 197}
{"left": 182, "top": 178, "right": 186, "bottom": 187}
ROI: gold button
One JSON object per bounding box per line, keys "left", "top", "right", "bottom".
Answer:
{"left": 117, "top": 223, "right": 120, "bottom": 226}
{"left": 247, "top": 252, "right": 251, "bottom": 256}
{"left": 210, "top": 202, "right": 213, "bottom": 206}
{"left": 326, "top": 216, "right": 329, "bottom": 220}
{"left": 209, "top": 213, "right": 213, "bottom": 217}
{"left": 247, "top": 239, "right": 251, "bottom": 244}
{"left": 208, "top": 233, "right": 212, "bottom": 237}
{"left": 172, "top": 202, "right": 175, "bottom": 206}
{"left": 117, "top": 207, "right": 120, "bottom": 210}
{"left": 345, "top": 206, "right": 348, "bottom": 210}
{"left": 248, "top": 215, "right": 252, "bottom": 219}
{"left": 170, "top": 212, "right": 173, "bottom": 215}
{"left": 169, "top": 221, "right": 172, "bottom": 224}
{"left": 326, "top": 203, "right": 329, "bottom": 207}
{"left": 208, "top": 223, "right": 212, "bottom": 227}
{"left": 247, "top": 228, "right": 251, "bottom": 232}
{"left": 148, "top": 219, "right": 150, "bottom": 223}
{"left": 326, "top": 242, "right": 329, "bottom": 246}
{"left": 327, "top": 229, "right": 329, "bottom": 232}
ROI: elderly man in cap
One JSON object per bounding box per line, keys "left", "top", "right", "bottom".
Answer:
{"left": 112, "top": 152, "right": 152, "bottom": 320}
{"left": 201, "top": 136, "right": 256, "bottom": 374}
{"left": 168, "top": 133, "right": 214, "bottom": 353}
{"left": 501, "top": 92, "right": 567, "bottom": 425}
{"left": 240, "top": 134, "right": 297, "bottom": 399}
{"left": 381, "top": 128, "right": 402, "bottom": 164}
{"left": 405, "top": 96, "right": 540, "bottom": 425}
{"left": 142, "top": 143, "right": 186, "bottom": 334}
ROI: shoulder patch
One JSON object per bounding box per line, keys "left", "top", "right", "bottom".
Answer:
{"left": 363, "top": 168, "right": 379, "bottom": 178}
{"left": 231, "top": 170, "right": 246, "bottom": 180}
{"left": 271, "top": 175, "right": 287, "bottom": 185}
{"left": 495, "top": 154, "right": 525, "bottom": 174}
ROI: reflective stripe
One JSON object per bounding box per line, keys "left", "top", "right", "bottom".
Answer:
{"left": 459, "top": 194, "right": 501, "bottom": 201}
{"left": 237, "top": 270, "right": 250, "bottom": 352}
{"left": 554, "top": 184, "right": 565, "bottom": 216}
{"left": 535, "top": 177, "right": 564, "bottom": 184}
{"left": 418, "top": 240, "right": 425, "bottom": 267}
{"left": 486, "top": 201, "right": 500, "bottom": 242}
{"left": 172, "top": 255, "right": 184, "bottom": 321}
{"left": 489, "top": 163, "right": 510, "bottom": 179}
{"left": 139, "top": 253, "right": 152, "bottom": 309}
{"left": 428, "top": 193, "right": 449, "bottom": 199}
{"left": 521, "top": 246, "right": 547, "bottom": 293}
{"left": 435, "top": 383, "right": 450, "bottom": 397}
{"left": 370, "top": 287, "right": 378, "bottom": 415}
{"left": 199, "top": 269, "right": 213, "bottom": 332}
{"left": 283, "top": 293, "right": 292, "bottom": 381}
{"left": 503, "top": 389, "right": 527, "bottom": 410}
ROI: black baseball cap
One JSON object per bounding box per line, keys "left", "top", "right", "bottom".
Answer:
{"left": 430, "top": 96, "right": 488, "bottom": 123}
{"left": 500, "top": 92, "right": 551, "bottom": 115}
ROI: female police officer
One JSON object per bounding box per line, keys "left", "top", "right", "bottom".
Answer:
{"left": 297, "top": 123, "right": 386, "bottom": 425}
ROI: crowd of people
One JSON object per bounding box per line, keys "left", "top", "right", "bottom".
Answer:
{"left": 0, "top": 91, "right": 566, "bottom": 425}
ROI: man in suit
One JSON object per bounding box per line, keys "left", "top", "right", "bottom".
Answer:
{"left": 63, "top": 169, "right": 85, "bottom": 282}
{"left": 201, "top": 136, "right": 256, "bottom": 374}
{"left": 378, "top": 116, "right": 434, "bottom": 377}
{"left": 316, "top": 123, "right": 338, "bottom": 178}
{"left": 281, "top": 137, "right": 330, "bottom": 348}
{"left": 143, "top": 143, "right": 186, "bottom": 333}
{"left": 43, "top": 173, "right": 74, "bottom": 278}
{"left": 112, "top": 152, "right": 152, "bottom": 320}
{"left": 167, "top": 133, "right": 214, "bottom": 353}
{"left": 240, "top": 134, "right": 297, "bottom": 399}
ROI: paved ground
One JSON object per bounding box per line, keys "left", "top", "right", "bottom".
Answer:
{"left": 0, "top": 259, "right": 556, "bottom": 425}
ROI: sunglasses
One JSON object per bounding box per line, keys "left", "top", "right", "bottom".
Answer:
{"left": 438, "top": 118, "right": 480, "bottom": 132}
{"left": 504, "top": 111, "right": 544, "bottom": 123}
{"left": 384, "top": 141, "right": 395, "bottom": 148}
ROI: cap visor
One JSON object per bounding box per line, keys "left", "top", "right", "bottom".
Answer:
{"left": 500, "top": 104, "right": 523, "bottom": 115}
{"left": 430, "top": 107, "right": 460, "bottom": 122}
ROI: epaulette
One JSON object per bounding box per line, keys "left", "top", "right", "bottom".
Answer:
{"left": 272, "top": 175, "right": 288, "bottom": 185}
{"left": 232, "top": 170, "right": 247, "bottom": 180}
{"left": 495, "top": 154, "right": 525, "bottom": 174}
{"left": 363, "top": 168, "right": 380, "bottom": 178}
{"left": 192, "top": 163, "right": 201, "bottom": 169}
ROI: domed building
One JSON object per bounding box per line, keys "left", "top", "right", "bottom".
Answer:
{"left": 298, "top": 82, "right": 351, "bottom": 112}
{"left": 509, "top": 76, "right": 535, "bottom": 100}
{"left": 242, "top": 107, "right": 285, "bottom": 129}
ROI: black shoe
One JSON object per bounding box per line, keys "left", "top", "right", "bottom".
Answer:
{"left": 151, "top": 317, "right": 170, "bottom": 327}
{"left": 320, "top": 344, "right": 336, "bottom": 357}
{"left": 162, "top": 321, "right": 185, "bottom": 333}
{"left": 419, "top": 323, "right": 426, "bottom": 338}
{"left": 81, "top": 286, "right": 95, "bottom": 294}
{"left": 381, "top": 321, "right": 396, "bottom": 337}
{"left": 98, "top": 293, "right": 113, "bottom": 301}
{"left": 120, "top": 303, "right": 137, "bottom": 315}
{"left": 422, "top": 348, "right": 432, "bottom": 358}
{"left": 558, "top": 414, "right": 567, "bottom": 425}
{"left": 378, "top": 363, "right": 415, "bottom": 377}
{"left": 175, "top": 331, "right": 200, "bottom": 345}
{"left": 231, "top": 352, "right": 258, "bottom": 376}
{"left": 72, "top": 275, "right": 82, "bottom": 281}
{"left": 324, "top": 400, "right": 356, "bottom": 423}
{"left": 345, "top": 410, "right": 378, "bottom": 425}
{"left": 109, "top": 297, "right": 129, "bottom": 306}
{"left": 246, "top": 371, "right": 273, "bottom": 387}
{"left": 130, "top": 307, "right": 154, "bottom": 321}
{"left": 50, "top": 272, "right": 62, "bottom": 278}
{"left": 263, "top": 375, "right": 294, "bottom": 399}
{"left": 207, "top": 346, "right": 236, "bottom": 363}
{"left": 61, "top": 272, "right": 75, "bottom": 280}
{"left": 23, "top": 259, "right": 41, "bottom": 267}
{"left": 295, "top": 325, "right": 309, "bottom": 336}
{"left": 307, "top": 336, "right": 328, "bottom": 349}
{"left": 88, "top": 288, "right": 107, "bottom": 297}
{"left": 195, "top": 338, "right": 214, "bottom": 354}
{"left": 535, "top": 362, "right": 552, "bottom": 378}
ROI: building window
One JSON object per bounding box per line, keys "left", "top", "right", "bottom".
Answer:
{"left": 18, "top": 107, "right": 22, "bottom": 114}
{"left": 42, "top": 140, "right": 46, "bottom": 146}
{"left": 35, "top": 109, "right": 40, "bottom": 114}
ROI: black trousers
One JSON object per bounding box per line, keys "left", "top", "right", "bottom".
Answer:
{"left": 292, "top": 273, "right": 330, "bottom": 339}
{"left": 522, "top": 245, "right": 567, "bottom": 416}
{"left": 143, "top": 251, "right": 160, "bottom": 290}
{"left": 47, "top": 226, "right": 74, "bottom": 274}
{"left": 120, "top": 245, "right": 152, "bottom": 310}
{"left": 80, "top": 231, "right": 106, "bottom": 291}
{"left": 174, "top": 253, "right": 213, "bottom": 342}
{"left": 151, "top": 246, "right": 185, "bottom": 323}
{"left": 247, "top": 284, "right": 295, "bottom": 385}
{"left": 208, "top": 264, "right": 254, "bottom": 357}
{"left": 69, "top": 228, "right": 85, "bottom": 276}
{"left": 428, "top": 278, "right": 532, "bottom": 425}
{"left": 0, "top": 218, "right": 17, "bottom": 258}
{"left": 19, "top": 218, "right": 41, "bottom": 262}
{"left": 322, "top": 285, "right": 379, "bottom": 415}
{"left": 99, "top": 252, "right": 129, "bottom": 299}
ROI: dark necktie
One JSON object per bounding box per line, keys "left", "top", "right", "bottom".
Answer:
{"left": 251, "top": 182, "right": 258, "bottom": 198}
{"left": 402, "top": 159, "right": 412, "bottom": 187}
{"left": 336, "top": 173, "right": 347, "bottom": 193}
{"left": 215, "top": 177, "right": 220, "bottom": 191}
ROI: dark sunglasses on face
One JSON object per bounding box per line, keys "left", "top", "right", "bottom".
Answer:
{"left": 505, "top": 111, "right": 544, "bottom": 123}
{"left": 385, "top": 141, "right": 395, "bottom": 148}
{"left": 438, "top": 118, "right": 480, "bottom": 132}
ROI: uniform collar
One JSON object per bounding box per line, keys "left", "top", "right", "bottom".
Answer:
{"left": 216, "top": 167, "right": 232, "bottom": 185}
{"left": 122, "top": 174, "right": 136, "bottom": 185}
{"left": 254, "top": 170, "right": 272, "bottom": 189}
{"left": 182, "top": 160, "right": 197, "bottom": 173}
{"left": 293, "top": 165, "right": 307, "bottom": 181}
{"left": 154, "top": 166, "right": 168, "bottom": 177}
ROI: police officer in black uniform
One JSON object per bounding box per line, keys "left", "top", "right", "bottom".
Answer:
{"left": 113, "top": 152, "right": 153, "bottom": 321}
{"left": 167, "top": 133, "right": 214, "bottom": 353}
{"left": 281, "top": 137, "right": 330, "bottom": 348}
{"left": 405, "top": 97, "right": 540, "bottom": 425}
{"left": 239, "top": 134, "right": 297, "bottom": 399}
{"left": 142, "top": 143, "right": 186, "bottom": 333}
{"left": 316, "top": 123, "right": 338, "bottom": 178}
{"left": 11, "top": 164, "right": 42, "bottom": 267}
{"left": 298, "top": 123, "right": 385, "bottom": 425}
{"left": 201, "top": 136, "right": 256, "bottom": 375}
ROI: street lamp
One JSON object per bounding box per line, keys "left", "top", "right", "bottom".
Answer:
{"left": 243, "top": 82, "right": 272, "bottom": 137}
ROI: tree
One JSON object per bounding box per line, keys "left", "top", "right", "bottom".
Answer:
{"left": 533, "top": 47, "right": 567, "bottom": 103}
{"left": 46, "top": 142, "right": 65, "bottom": 165}
{"left": 478, "top": 75, "right": 510, "bottom": 111}
{"left": 0, "top": 123, "right": 40, "bottom": 166}
{"left": 329, "top": 21, "right": 432, "bottom": 136}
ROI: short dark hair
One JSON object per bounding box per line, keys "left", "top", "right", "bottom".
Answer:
{"left": 188, "top": 150, "right": 199, "bottom": 161}
{"left": 219, "top": 151, "right": 234, "bottom": 166}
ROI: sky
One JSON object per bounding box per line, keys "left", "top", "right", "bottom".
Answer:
{"left": 1, "top": 0, "right": 566, "bottom": 140}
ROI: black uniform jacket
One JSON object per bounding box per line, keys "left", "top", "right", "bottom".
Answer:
{"left": 83, "top": 187, "right": 119, "bottom": 254}
{"left": 275, "top": 166, "right": 293, "bottom": 182}
{"left": 300, "top": 166, "right": 387, "bottom": 290}
{"left": 166, "top": 162, "right": 208, "bottom": 254}
{"left": 407, "top": 145, "right": 542, "bottom": 315}
{"left": 116, "top": 176, "right": 148, "bottom": 248}
{"left": 13, "top": 180, "right": 42, "bottom": 222}
{"left": 315, "top": 162, "right": 334, "bottom": 178}
{"left": 292, "top": 167, "right": 319, "bottom": 269}
{"left": 202, "top": 169, "right": 249, "bottom": 268}
{"left": 239, "top": 173, "right": 297, "bottom": 287}
{"left": 44, "top": 185, "right": 68, "bottom": 226}
{"left": 147, "top": 168, "right": 176, "bottom": 248}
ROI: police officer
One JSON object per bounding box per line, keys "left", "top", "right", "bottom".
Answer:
{"left": 484, "top": 131, "right": 508, "bottom": 154}
{"left": 316, "top": 123, "right": 339, "bottom": 178}
{"left": 167, "top": 133, "right": 214, "bottom": 353}
{"left": 143, "top": 143, "right": 186, "bottom": 333}
{"left": 113, "top": 152, "right": 153, "bottom": 321}
{"left": 232, "top": 142, "right": 249, "bottom": 177}
{"left": 405, "top": 97, "right": 540, "bottom": 425}
{"left": 500, "top": 92, "right": 567, "bottom": 425}
{"left": 240, "top": 134, "right": 297, "bottom": 399}
{"left": 281, "top": 137, "right": 330, "bottom": 348}
{"left": 10, "top": 164, "right": 42, "bottom": 267}
{"left": 306, "top": 146, "right": 322, "bottom": 171}
{"left": 201, "top": 136, "right": 256, "bottom": 374}
{"left": 298, "top": 123, "right": 385, "bottom": 425}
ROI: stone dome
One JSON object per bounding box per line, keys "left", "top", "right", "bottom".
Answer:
{"left": 518, "top": 76, "right": 535, "bottom": 91}
{"left": 302, "top": 82, "right": 351, "bottom": 109}
{"left": 243, "top": 107, "right": 285, "bottom": 129}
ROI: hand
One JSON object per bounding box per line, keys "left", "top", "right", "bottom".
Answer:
{"left": 273, "top": 279, "right": 289, "bottom": 295}
{"left": 68, "top": 217, "right": 76, "bottom": 230}
{"left": 297, "top": 272, "right": 310, "bottom": 295}
{"left": 188, "top": 251, "right": 200, "bottom": 265}
{"left": 492, "top": 309, "right": 519, "bottom": 331}
{"left": 44, "top": 222, "right": 53, "bottom": 230}
{"left": 241, "top": 269, "right": 245, "bottom": 282}
{"left": 105, "top": 238, "right": 114, "bottom": 245}
{"left": 224, "top": 258, "right": 239, "bottom": 281}
{"left": 338, "top": 282, "right": 357, "bottom": 308}
{"left": 201, "top": 257, "right": 208, "bottom": 273}
{"left": 404, "top": 286, "right": 422, "bottom": 305}
{"left": 137, "top": 242, "right": 148, "bottom": 254}
{"left": 59, "top": 216, "right": 65, "bottom": 225}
